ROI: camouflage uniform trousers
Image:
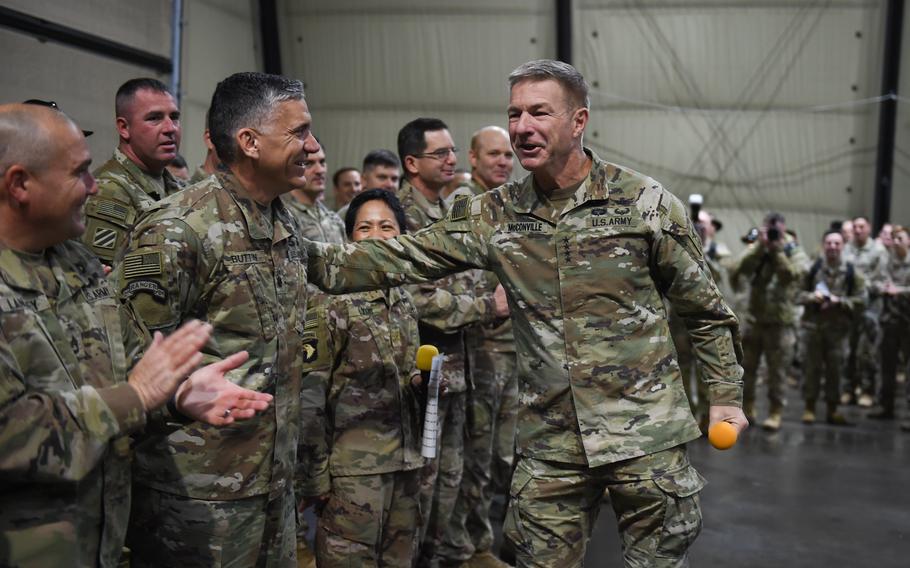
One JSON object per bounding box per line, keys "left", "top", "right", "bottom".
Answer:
{"left": 877, "top": 323, "right": 910, "bottom": 413}
{"left": 503, "top": 445, "right": 704, "bottom": 568}
{"left": 418, "top": 391, "right": 466, "bottom": 567}
{"left": 844, "top": 311, "right": 880, "bottom": 398}
{"left": 801, "top": 326, "right": 849, "bottom": 407}
{"left": 741, "top": 322, "right": 796, "bottom": 414}
{"left": 127, "top": 485, "right": 296, "bottom": 567}
{"left": 315, "top": 469, "right": 421, "bottom": 567}
{"left": 441, "top": 350, "right": 518, "bottom": 561}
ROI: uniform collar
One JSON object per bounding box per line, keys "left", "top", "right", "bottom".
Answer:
{"left": 512, "top": 148, "right": 613, "bottom": 218}
{"left": 400, "top": 180, "right": 447, "bottom": 221}
{"left": 112, "top": 148, "right": 181, "bottom": 199}
{"left": 0, "top": 244, "right": 86, "bottom": 296}
{"left": 215, "top": 172, "right": 288, "bottom": 243}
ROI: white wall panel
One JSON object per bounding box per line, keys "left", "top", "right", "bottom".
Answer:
{"left": 0, "top": 27, "right": 168, "bottom": 169}
{"left": 279, "top": 0, "right": 554, "bottom": 204}
{"left": 179, "top": 0, "right": 262, "bottom": 170}
{"left": 576, "top": 0, "right": 886, "bottom": 248}
{"left": 2, "top": 0, "right": 172, "bottom": 57}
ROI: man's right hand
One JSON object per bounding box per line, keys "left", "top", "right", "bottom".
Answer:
{"left": 493, "top": 284, "right": 510, "bottom": 318}
{"left": 128, "top": 320, "right": 212, "bottom": 411}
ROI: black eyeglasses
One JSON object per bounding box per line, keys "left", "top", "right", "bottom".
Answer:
{"left": 22, "top": 99, "right": 93, "bottom": 137}
{"left": 23, "top": 99, "right": 58, "bottom": 109}
{"left": 414, "top": 147, "right": 458, "bottom": 160}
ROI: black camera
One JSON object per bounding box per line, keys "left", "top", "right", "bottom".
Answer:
{"left": 767, "top": 227, "right": 781, "bottom": 242}
{"left": 742, "top": 227, "right": 760, "bottom": 244}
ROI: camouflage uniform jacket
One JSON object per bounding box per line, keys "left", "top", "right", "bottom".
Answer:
{"left": 797, "top": 258, "right": 866, "bottom": 330}
{"left": 460, "top": 178, "right": 515, "bottom": 354}
{"left": 396, "top": 181, "right": 498, "bottom": 392}
{"left": 82, "top": 148, "right": 183, "bottom": 264}
{"left": 730, "top": 234, "right": 809, "bottom": 325}
{"left": 189, "top": 165, "right": 214, "bottom": 185}
{"left": 307, "top": 149, "right": 742, "bottom": 467}
{"left": 844, "top": 238, "right": 888, "bottom": 277}
{"left": 871, "top": 250, "right": 910, "bottom": 326}
{"left": 117, "top": 172, "right": 307, "bottom": 501}
{"left": 0, "top": 241, "right": 148, "bottom": 567}
{"left": 282, "top": 196, "right": 347, "bottom": 245}
{"left": 303, "top": 287, "right": 424, "bottom": 482}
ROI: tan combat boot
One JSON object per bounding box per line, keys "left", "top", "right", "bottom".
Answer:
{"left": 761, "top": 412, "right": 782, "bottom": 431}
{"left": 801, "top": 403, "right": 816, "bottom": 425}
{"left": 297, "top": 541, "right": 316, "bottom": 568}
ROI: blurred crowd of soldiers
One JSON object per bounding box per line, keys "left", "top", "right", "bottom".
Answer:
{"left": 672, "top": 206, "right": 910, "bottom": 434}
{"left": 4, "top": 59, "right": 821, "bottom": 568}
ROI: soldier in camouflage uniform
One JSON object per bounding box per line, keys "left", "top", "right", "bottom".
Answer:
{"left": 446, "top": 126, "right": 517, "bottom": 568}
{"left": 842, "top": 216, "right": 888, "bottom": 407}
{"left": 284, "top": 139, "right": 346, "bottom": 568}
{"left": 797, "top": 230, "right": 865, "bottom": 425}
{"left": 868, "top": 225, "right": 910, "bottom": 422}
{"left": 118, "top": 73, "right": 319, "bottom": 568}
{"left": 189, "top": 122, "right": 222, "bottom": 184}
{"left": 282, "top": 141, "right": 347, "bottom": 244}
{"left": 304, "top": 60, "right": 746, "bottom": 568}
{"left": 301, "top": 189, "right": 425, "bottom": 567}
{"left": 730, "top": 212, "right": 809, "bottom": 431}
{"left": 394, "top": 118, "right": 508, "bottom": 567}
{"left": 0, "top": 103, "right": 270, "bottom": 568}
{"left": 82, "top": 78, "right": 184, "bottom": 265}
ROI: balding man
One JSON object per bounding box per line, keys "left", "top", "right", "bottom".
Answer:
{"left": 0, "top": 103, "right": 270, "bottom": 567}
{"left": 82, "top": 78, "right": 184, "bottom": 265}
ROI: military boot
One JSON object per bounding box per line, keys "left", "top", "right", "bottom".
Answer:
{"left": 801, "top": 402, "right": 816, "bottom": 424}
{"left": 761, "top": 412, "right": 782, "bottom": 431}
{"left": 826, "top": 405, "right": 852, "bottom": 426}
{"left": 297, "top": 542, "right": 316, "bottom": 568}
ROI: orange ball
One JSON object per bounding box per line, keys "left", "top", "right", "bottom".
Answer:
{"left": 708, "top": 421, "right": 738, "bottom": 450}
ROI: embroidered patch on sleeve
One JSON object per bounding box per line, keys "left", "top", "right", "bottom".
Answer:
{"left": 122, "top": 251, "right": 163, "bottom": 279}
{"left": 91, "top": 227, "right": 118, "bottom": 250}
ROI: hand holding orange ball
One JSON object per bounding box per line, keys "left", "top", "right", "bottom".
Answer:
{"left": 708, "top": 421, "right": 738, "bottom": 450}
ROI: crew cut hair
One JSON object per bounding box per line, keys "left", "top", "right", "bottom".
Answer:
{"left": 362, "top": 148, "right": 400, "bottom": 172}
{"left": 208, "top": 72, "right": 304, "bottom": 165}
{"left": 115, "top": 78, "right": 172, "bottom": 116}
{"left": 397, "top": 117, "right": 448, "bottom": 164}
{"left": 508, "top": 59, "right": 590, "bottom": 110}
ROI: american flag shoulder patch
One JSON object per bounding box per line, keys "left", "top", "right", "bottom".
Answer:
{"left": 89, "top": 198, "right": 131, "bottom": 223}
{"left": 122, "top": 251, "right": 164, "bottom": 279}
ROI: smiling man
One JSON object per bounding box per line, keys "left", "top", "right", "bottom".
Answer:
{"left": 82, "top": 78, "right": 184, "bottom": 265}
{"left": 283, "top": 139, "right": 346, "bottom": 245}
{"left": 118, "top": 72, "right": 319, "bottom": 567}
{"left": 305, "top": 60, "right": 746, "bottom": 568}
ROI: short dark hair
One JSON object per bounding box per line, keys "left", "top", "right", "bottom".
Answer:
{"left": 332, "top": 167, "right": 359, "bottom": 187}
{"left": 344, "top": 188, "right": 408, "bottom": 238}
{"left": 397, "top": 117, "right": 448, "bottom": 170}
{"left": 208, "top": 72, "right": 304, "bottom": 165}
{"left": 823, "top": 228, "right": 844, "bottom": 240}
{"left": 764, "top": 211, "right": 786, "bottom": 226}
{"left": 115, "top": 78, "right": 171, "bottom": 116}
{"left": 362, "top": 149, "right": 400, "bottom": 172}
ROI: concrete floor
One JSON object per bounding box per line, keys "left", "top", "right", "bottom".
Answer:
{"left": 583, "top": 395, "right": 910, "bottom": 567}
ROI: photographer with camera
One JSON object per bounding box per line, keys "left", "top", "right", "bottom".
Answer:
{"left": 731, "top": 212, "right": 810, "bottom": 431}
{"left": 797, "top": 230, "right": 865, "bottom": 425}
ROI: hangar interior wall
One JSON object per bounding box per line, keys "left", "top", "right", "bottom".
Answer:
{"left": 2, "top": 0, "right": 908, "bottom": 254}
